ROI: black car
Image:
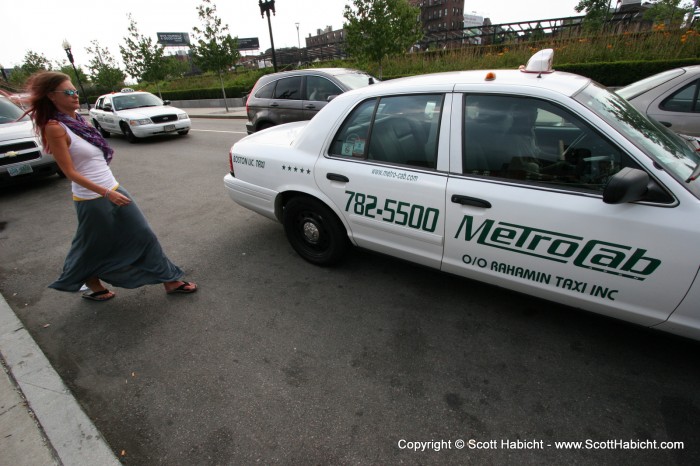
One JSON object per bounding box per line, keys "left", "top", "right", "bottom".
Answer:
{"left": 245, "top": 68, "right": 378, "bottom": 134}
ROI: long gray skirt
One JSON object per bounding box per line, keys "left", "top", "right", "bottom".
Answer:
{"left": 49, "top": 187, "right": 184, "bottom": 292}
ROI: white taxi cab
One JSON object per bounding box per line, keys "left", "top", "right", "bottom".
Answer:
{"left": 224, "top": 50, "right": 700, "bottom": 340}
{"left": 89, "top": 88, "right": 190, "bottom": 143}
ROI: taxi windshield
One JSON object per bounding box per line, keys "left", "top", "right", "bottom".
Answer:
{"left": 112, "top": 93, "right": 163, "bottom": 111}
{"left": 575, "top": 83, "right": 700, "bottom": 199}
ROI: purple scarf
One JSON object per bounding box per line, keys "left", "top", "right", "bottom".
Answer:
{"left": 54, "top": 112, "right": 114, "bottom": 165}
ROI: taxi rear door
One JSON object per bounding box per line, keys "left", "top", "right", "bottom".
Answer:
{"left": 315, "top": 93, "right": 451, "bottom": 269}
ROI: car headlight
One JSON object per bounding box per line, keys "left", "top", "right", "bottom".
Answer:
{"left": 129, "top": 118, "right": 152, "bottom": 126}
{"left": 178, "top": 113, "right": 189, "bottom": 120}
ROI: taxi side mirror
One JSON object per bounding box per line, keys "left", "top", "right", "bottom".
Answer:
{"left": 103, "top": 103, "right": 113, "bottom": 112}
{"left": 603, "top": 167, "right": 649, "bottom": 204}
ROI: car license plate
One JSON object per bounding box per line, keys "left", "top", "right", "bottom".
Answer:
{"left": 164, "top": 124, "right": 176, "bottom": 132}
{"left": 8, "top": 164, "right": 33, "bottom": 177}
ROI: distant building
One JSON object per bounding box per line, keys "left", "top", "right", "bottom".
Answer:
{"left": 463, "top": 12, "right": 483, "bottom": 28}
{"left": 305, "top": 26, "right": 346, "bottom": 62}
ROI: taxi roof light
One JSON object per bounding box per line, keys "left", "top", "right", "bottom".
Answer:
{"left": 521, "top": 49, "right": 555, "bottom": 75}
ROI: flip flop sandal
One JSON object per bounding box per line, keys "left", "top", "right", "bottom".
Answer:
{"left": 82, "top": 289, "right": 115, "bottom": 301}
{"left": 166, "top": 282, "right": 197, "bottom": 294}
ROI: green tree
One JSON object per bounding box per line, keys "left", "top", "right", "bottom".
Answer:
{"left": 343, "top": 0, "right": 422, "bottom": 79}
{"left": 9, "top": 50, "right": 52, "bottom": 86}
{"left": 575, "top": 0, "right": 613, "bottom": 32}
{"left": 120, "top": 14, "right": 169, "bottom": 98}
{"left": 644, "top": 0, "right": 694, "bottom": 28}
{"left": 191, "top": 0, "right": 240, "bottom": 112}
{"left": 85, "top": 40, "right": 126, "bottom": 92}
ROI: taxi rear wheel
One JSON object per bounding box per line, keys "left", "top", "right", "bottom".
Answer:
{"left": 283, "top": 197, "right": 348, "bottom": 266}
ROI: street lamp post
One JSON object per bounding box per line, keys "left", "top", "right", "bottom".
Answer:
{"left": 295, "top": 22, "right": 301, "bottom": 65}
{"left": 258, "top": 0, "right": 278, "bottom": 72}
{"left": 62, "top": 39, "right": 90, "bottom": 110}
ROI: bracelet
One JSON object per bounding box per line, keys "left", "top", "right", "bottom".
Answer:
{"left": 104, "top": 188, "right": 110, "bottom": 198}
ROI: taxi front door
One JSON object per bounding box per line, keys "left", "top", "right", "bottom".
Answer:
{"left": 441, "top": 94, "right": 699, "bottom": 327}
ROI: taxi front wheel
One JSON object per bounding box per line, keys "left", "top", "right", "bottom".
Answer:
{"left": 283, "top": 196, "right": 348, "bottom": 266}
{"left": 120, "top": 123, "right": 138, "bottom": 143}
{"left": 93, "top": 120, "right": 110, "bottom": 138}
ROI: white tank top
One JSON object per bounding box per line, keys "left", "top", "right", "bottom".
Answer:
{"left": 60, "top": 123, "right": 118, "bottom": 200}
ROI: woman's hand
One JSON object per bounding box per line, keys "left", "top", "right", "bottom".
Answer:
{"left": 105, "top": 189, "right": 132, "bottom": 206}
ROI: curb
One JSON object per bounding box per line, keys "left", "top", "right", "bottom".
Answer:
{"left": 0, "top": 293, "right": 120, "bottom": 465}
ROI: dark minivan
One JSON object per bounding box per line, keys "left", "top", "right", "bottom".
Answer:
{"left": 245, "top": 68, "right": 378, "bottom": 134}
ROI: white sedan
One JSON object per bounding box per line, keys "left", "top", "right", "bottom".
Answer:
{"left": 89, "top": 88, "right": 190, "bottom": 143}
{"left": 224, "top": 50, "right": 700, "bottom": 340}
{"left": 617, "top": 65, "right": 700, "bottom": 137}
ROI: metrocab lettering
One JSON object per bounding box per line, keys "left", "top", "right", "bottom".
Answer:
{"left": 454, "top": 215, "right": 660, "bottom": 281}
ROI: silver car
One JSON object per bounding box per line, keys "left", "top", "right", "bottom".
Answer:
{"left": 245, "top": 68, "right": 378, "bottom": 134}
{"left": 0, "top": 95, "right": 61, "bottom": 186}
{"left": 617, "top": 65, "right": 700, "bottom": 137}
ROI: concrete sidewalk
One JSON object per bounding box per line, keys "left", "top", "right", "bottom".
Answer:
{"left": 185, "top": 106, "right": 247, "bottom": 119}
{"left": 0, "top": 293, "right": 120, "bottom": 465}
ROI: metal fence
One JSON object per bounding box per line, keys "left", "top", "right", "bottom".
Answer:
{"left": 258, "top": 12, "right": 659, "bottom": 65}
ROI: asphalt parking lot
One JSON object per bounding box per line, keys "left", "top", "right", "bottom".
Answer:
{"left": 1, "top": 118, "right": 699, "bottom": 465}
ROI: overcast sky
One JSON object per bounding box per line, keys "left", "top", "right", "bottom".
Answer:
{"left": 2, "top": 0, "right": 583, "bottom": 69}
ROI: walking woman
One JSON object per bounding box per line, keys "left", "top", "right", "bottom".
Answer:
{"left": 25, "top": 71, "right": 197, "bottom": 301}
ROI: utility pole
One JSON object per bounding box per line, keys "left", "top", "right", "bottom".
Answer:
{"left": 259, "top": 0, "right": 278, "bottom": 72}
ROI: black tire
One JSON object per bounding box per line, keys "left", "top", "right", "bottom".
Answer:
{"left": 121, "top": 123, "right": 138, "bottom": 143}
{"left": 93, "top": 120, "right": 110, "bottom": 138}
{"left": 283, "top": 197, "right": 349, "bottom": 266}
{"left": 257, "top": 122, "right": 274, "bottom": 132}
{"left": 178, "top": 129, "right": 189, "bottom": 136}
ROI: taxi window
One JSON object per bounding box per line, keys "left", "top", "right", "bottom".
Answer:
{"left": 660, "top": 79, "right": 699, "bottom": 113}
{"left": 273, "top": 76, "right": 301, "bottom": 100}
{"left": 329, "top": 99, "right": 376, "bottom": 158}
{"left": 462, "top": 94, "right": 640, "bottom": 193}
{"left": 330, "top": 94, "right": 443, "bottom": 169}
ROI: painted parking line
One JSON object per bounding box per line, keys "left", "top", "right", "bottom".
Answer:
{"left": 190, "top": 129, "right": 247, "bottom": 134}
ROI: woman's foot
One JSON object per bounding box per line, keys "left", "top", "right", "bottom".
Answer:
{"left": 83, "top": 277, "right": 115, "bottom": 301}
{"left": 82, "top": 289, "right": 115, "bottom": 301}
{"left": 164, "top": 281, "right": 197, "bottom": 294}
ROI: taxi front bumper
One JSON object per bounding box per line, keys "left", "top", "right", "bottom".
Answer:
{"left": 130, "top": 120, "right": 191, "bottom": 137}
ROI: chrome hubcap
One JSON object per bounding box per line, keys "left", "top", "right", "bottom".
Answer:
{"left": 302, "top": 221, "right": 320, "bottom": 243}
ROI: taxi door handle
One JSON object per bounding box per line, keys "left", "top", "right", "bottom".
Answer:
{"left": 659, "top": 121, "right": 672, "bottom": 128}
{"left": 451, "top": 195, "right": 491, "bottom": 208}
{"left": 304, "top": 104, "right": 317, "bottom": 109}
{"left": 327, "top": 173, "right": 349, "bottom": 182}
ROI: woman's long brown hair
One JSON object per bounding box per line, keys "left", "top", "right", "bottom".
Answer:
{"left": 23, "top": 71, "right": 71, "bottom": 148}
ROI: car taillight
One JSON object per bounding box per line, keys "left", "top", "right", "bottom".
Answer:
{"left": 228, "top": 148, "right": 235, "bottom": 175}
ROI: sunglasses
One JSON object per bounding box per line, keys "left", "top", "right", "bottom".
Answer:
{"left": 53, "top": 89, "right": 79, "bottom": 96}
